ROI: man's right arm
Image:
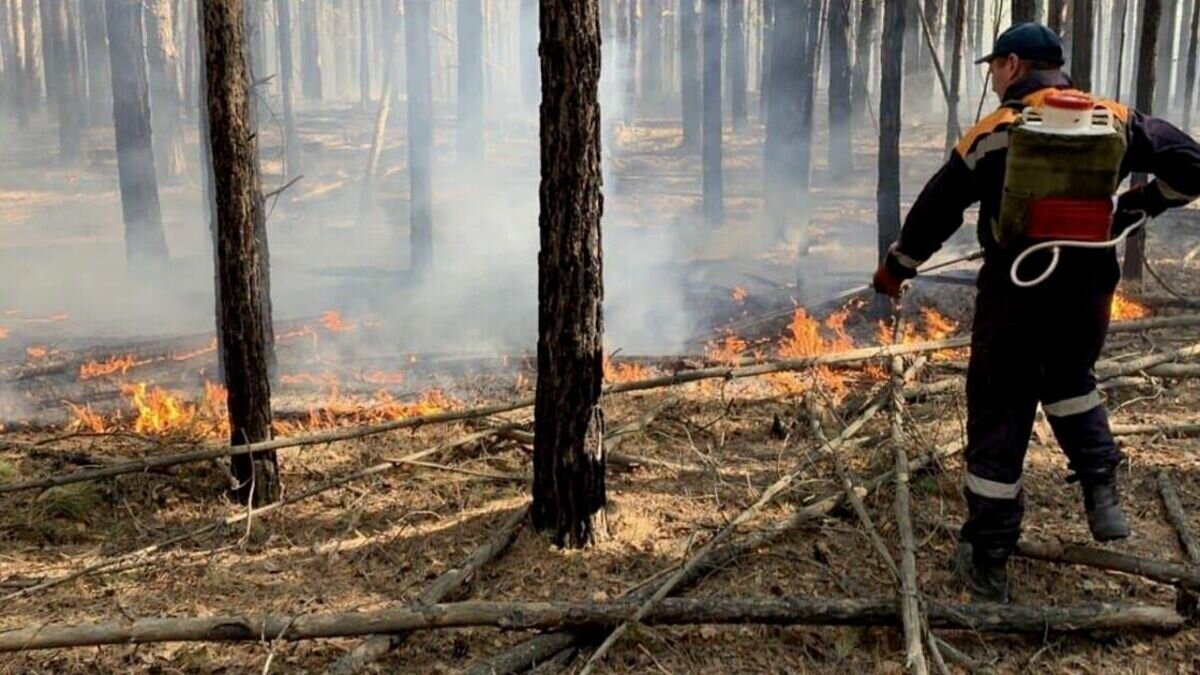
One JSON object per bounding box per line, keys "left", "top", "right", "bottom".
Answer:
{"left": 884, "top": 151, "right": 980, "bottom": 282}
{"left": 1117, "top": 110, "right": 1200, "bottom": 219}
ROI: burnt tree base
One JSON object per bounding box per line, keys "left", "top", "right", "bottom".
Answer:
{"left": 229, "top": 451, "right": 281, "bottom": 506}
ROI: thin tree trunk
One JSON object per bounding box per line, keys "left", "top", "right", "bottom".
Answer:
{"left": 701, "top": 0, "right": 722, "bottom": 227}
{"left": 200, "top": 0, "right": 280, "bottom": 507}
{"left": 828, "top": 0, "right": 852, "bottom": 178}
{"left": 878, "top": 0, "right": 905, "bottom": 263}
{"left": 243, "top": 0, "right": 268, "bottom": 123}
{"left": 680, "top": 0, "right": 700, "bottom": 147}
{"left": 458, "top": 0, "right": 483, "bottom": 166}
{"left": 275, "top": 0, "right": 301, "bottom": 175}
{"left": 1049, "top": 0, "right": 1068, "bottom": 32}
{"left": 1013, "top": 0, "right": 1037, "bottom": 21}
{"left": 104, "top": 0, "right": 169, "bottom": 276}
{"left": 43, "top": 0, "right": 82, "bottom": 161}
{"left": 357, "top": 0, "right": 396, "bottom": 221}
{"left": 1153, "top": 0, "right": 1177, "bottom": 113}
{"left": 758, "top": 0, "right": 772, "bottom": 121}
{"left": 1185, "top": 0, "right": 1200, "bottom": 129}
{"left": 21, "top": 0, "right": 41, "bottom": 112}
{"left": 1071, "top": 0, "right": 1093, "bottom": 90}
{"left": 763, "top": 1, "right": 812, "bottom": 242}
{"left": 727, "top": 0, "right": 747, "bottom": 130}
{"left": 4, "top": 0, "right": 30, "bottom": 125}
{"left": 300, "top": 0, "right": 322, "bottom": 100}
{"left": 1109, "top": 0, "right": 1128, "bottom": 97}
{"left": 616, "top": 0, "right": 632, "bottom": 123}
{"left": 359, "top": 0, "right": 371, "bottom": 107}
{"left": 1177, "top": 0, "right": 1196, "bottom": 109}
{"left": 405, "top": 0, "right": 433, "bottom": 278}
{"left": 627, "top": 0, "right": 638, "bottom": 119}
{"left": 1124, "top": 0, "right": 1161, "bottom": 283}
{"left": 81, "top": 0, "right": 109, "bottom": 126}
{"left": 851, "top": 0, "right": 878, "bottom": 124}
{"left": 945, "top": 0, "right": 965, "bottom": 155}
{"left": 145, "top": 0, "right": 187, "bottom": 177}
{"left": 642, "top": 0, "right": 662, "bottom": 107}
{"left": 532, "top": 0, "right": 606, "bottom": 549}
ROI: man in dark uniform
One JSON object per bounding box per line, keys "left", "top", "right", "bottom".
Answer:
{"left": 872, "top": 23, "right": 1200, "bottom": 602}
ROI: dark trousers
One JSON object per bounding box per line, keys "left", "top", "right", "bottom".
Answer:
{"left": 960, "top": 249, "right": 1125, "bottom": 554}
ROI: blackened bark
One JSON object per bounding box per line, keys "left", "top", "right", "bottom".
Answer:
{"left": 532, "top": 0, "right": 606, "bottom": 549}
{"left": 828, "top": 0, "right": 852, "bottom": 178}
{"left": 878, "top": 0, "right": 905, "bottom": 263}
{"left": 1177, "top": 0, "right": 1196, "bottom": 109}
{"left": 642, "top": 0, "right": 662, "bottom": 106}
{"left": 81, "top": 0, "right": 110, "bottom": 126}
{"left": 851, "top": 0, "right": 878, "bottom": 124}
{"left": 19, "top": 0, "right": 40, "bottom": 119}
{"left": 680, "top": 0, "right": 700, "bottom": 148}
{"left": 243, "top": 0, "right": 268, "bottom": 124}
{"left": 145, "top": 0, "right": 187, "bottom": 177}
{"left": 521, "top": 0, "right": 538, "bottom": 108}
{"left": 1012, "top": 0, "right": 1037, "bottom": 22}
{"left": 759, "top": 0, "right": 772, "bottom": 121}
{"left": 1154, "top": 0, "right": 1177, "bottom": 114}
{"left": 1124, "top": 0, "right": 1160, "bottom": 282}
{"left": 43, "top": 0, "right": 82, "bottom": 161}
{"left": 105, "top": 0, "right": 170, "bottom": 276}
{"left": 1071, "top": 0, "right": 1093, "bottom": 90}
{"left": 1184, "top": 0, "right": 1200, "bottom": 129}
{"left": 300, "top": 0, "right": 323, "bottom": 100}
{"left": 702, "top": 0, "right": 722, "bottom": 227}
{"left": 1109, "top": 0, "right": 1128, "bottom": 97}
{"left": 457, "top": 0, "right": 483, "bottom": 166}
{"left": 200, "top": 0, "right": 279, "bottom": 506}
{"left": 275, "top": 0, "right": 301, "bottom": 175}
{"left": 405, "top": 0, "right": 433, "bottom": 278}
{"left": 945, "top": 0, "right": 965, "bottom": 155}
{"left": 727, "top": 0, "right": 747, "bottom": 130}
{"left": 1049, "top": 0, "right": 1068, "bottom": 32}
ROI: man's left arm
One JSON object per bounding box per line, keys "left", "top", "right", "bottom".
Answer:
{"left": 1117, "top": 111, "right": 1200, "bottom": 219}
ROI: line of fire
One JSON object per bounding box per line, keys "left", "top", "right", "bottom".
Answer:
{"left": 2, "top": 0, "right": 1200, "bottom": 672}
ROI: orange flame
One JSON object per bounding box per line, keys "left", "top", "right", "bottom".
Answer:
{"left": 21, "top": 313, "right": 69, "bottom": 324}
{"left": 66, "top": 402, "right": 109, "bottom": 434}
{"left": 25, "top": 346, "right": 49, "bottom": 360}
{"left": 732, "top": 287, "right": 749, "bottom": 304}
{"left": 171, "top": 338, "right": 218, "bottom": 362}
{"left": 121, "top": 383, "right": 197, "bottom": 435}
{"left": 80, "top": 354, "right": 150, "bottom": 380}
{"left": 1111, "top": 293, "right": 1149, "bottom": 321}
{"left": 603, "top": 355, "right": 650, "bottom": 384}
{"left": 319, "top": 311, "right": 356, "bottom": 333}
{"left": 706, "top": 333, "right": 749, "bottom": 365}
{"left": 362, "top": 369, "right": 406, "bottom": 386}
{"left": 0, "top": 326, "right": 8, "bottom": 340}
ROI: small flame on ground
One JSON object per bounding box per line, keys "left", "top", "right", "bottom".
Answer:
{"left": 171, "top": 338, "right": 218, "bottom": 362}
{"left": 319, "top": 311, "right": 356, "bottom": 333}
{"left": 66, "top": 402, "right": 108, "bottom": 434}
{"left": 0, "top": 326, "right": 8, "bottom": 340}
{"left": 603, "top": 355, "right": 649, "bottom": 384}
{"left": 1111, "top": 293, "right": 1150, "bottom": 321}
{"left": 361, "top": 370, "right": 406, "bottom": 386}
{"left": 25, "top": 346, "right": 49, "bottom": 360}
{"left": 121, "top": 383, "right": 196, "bottom": 435}
{"left": 732, "top": 287, "right": 749, "bottom": 304}
{"left": 706, "top": 333, "right": 750, "bottom": 365}
{"left": 20, "top": 313, "right": 69, "bottom": 324}
{"left": 80, "top": 354, "right": 150, "bottom": 380}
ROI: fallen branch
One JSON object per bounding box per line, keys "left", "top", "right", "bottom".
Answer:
{"left": 327, "top": 504, "right": 530, "bottom": 673}
{"left": 1157, "top": 470, "right": 1200, "bottom": 565}
{"left": 1110, "top": 421, "right": 1200, "bottom": 437}
{"left": 6, "top": 314, "right": 1196, "bottom": 496}
{"left": 1014, "top": 538, "right": 1200, "bottom": 592}
{"left": 1097, "top": 342, "right": 1200, "bottom": 380}
{"left": 0, "top": 597, "right": 1181, "bottom": 652}
{"left": 1, "top": 427, "right": 509, "bottom": 603}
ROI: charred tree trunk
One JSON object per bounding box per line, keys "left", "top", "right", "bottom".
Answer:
{"left": 616, "top": 0, "right": 632, "bottom": 123}
{"left": 1071, "top": 0, "right": 1093, "bottom": 90}
{"left": 1184, "top": 0, "right": 1200, "bottom": 129}
{"left": 356, "top": 0, "right": 397, "bottom": 222}
{"left": 1109, "top": 0, "right": 1128, "bottom": 97}
{"left": 200, "top": 0, "right": 280, "bottom": 507}
{"left": 1012, "top": 0, "right": 1037, "bottom": 22}
{"left": 359, "top": 0, "right": 371, "bottom": 107}
{"left": 43, "top": 0, "right": 82, "bottom": 161}
{"left": 764, "top": 1, "right": 809, "bottom": 241}
{"left": 878, "top": 0, "right": 905, "bottom": 263}
{"left": 1155, "top": 0, "right": 1178, "bottom": 114}
{"left": 300, "top": 0, "right": 323, "bottom": 100}
{"left": 19, "top": 0, "right": 40, "bottom": 118}
{"left": 1177, "top": 0, "right": 1196, "bottom": 110}
{"left": 641, "top": 0, "right": 662, "bottom": 107}
{"left": 0, "top": 0, "right": 23, "bottom": 122}
{"left": 532, "top": 0, "right": 606, "bottom": 549}
{"left": 145, "top": 0, "right": 187, "bottom": 178}
{"left": 405, "top": 0, "right": 433, "bottom": 278}
{"left": 521, "top": 0, "right": 538, "bottom": 108}
{"left": 727, "top": 0, "right": 747, "bottom": 130}
{"left": 680, "top": 0, "right": 700, "bottom": 148}
{"left": 1049, "top": 0, "right": 1068, "bottom": 32}
{"left": 851, "top": 0, "right": 878, "bottom": 124}
{"left": 457, "top": 0, "right": 483, "bottom": 167}
{"left": 275, "top": 0, "right": 301, "bottom": 175}
{"left": 701, "top": 0, "right": 722, "bottom": 226}
{"left": 627, "top": 0, "right": 637, "bottom": 119}
{"left": 828, "top": 0, "right": 852, "bottom": 178}
{"left": 243, "top": 0, "right": 268, "bottom": 124}
{"left": 945, "top": 0, "right": 965, "bottom": 155}
{"left": 1124, "top": 0, "right": 1161, "bottom": 283}
{"left": 81, "top": 0, "right": 110, "bottom": 127}
{"left": 759, "top": 0, "right": 772, "bottom": 120}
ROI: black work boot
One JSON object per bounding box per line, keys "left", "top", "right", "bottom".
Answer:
{"left": 953, "top": 541, "right": 1010, "bottom": 603}
{"left": 1082, "top": 475, "right": 1131, "bottom": 542}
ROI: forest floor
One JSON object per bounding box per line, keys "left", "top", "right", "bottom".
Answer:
{"left": 3, "top": 104, "right": 1200, "bottom": 673}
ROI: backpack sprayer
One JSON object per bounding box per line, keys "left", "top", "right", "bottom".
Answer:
{"left": 997, "top": 92, "right": 1149, "bottom": 287}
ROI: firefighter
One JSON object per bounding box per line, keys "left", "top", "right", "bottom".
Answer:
{"left": 872, "top": 22, "right": 1200, "bottom": 602}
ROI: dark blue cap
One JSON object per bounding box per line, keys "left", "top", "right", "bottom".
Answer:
{"left": 975, "top": 22, "right": 1064, "bottom": 65}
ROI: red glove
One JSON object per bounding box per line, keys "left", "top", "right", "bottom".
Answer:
{"left": 872, "top": 263, "right": 905, "bottom": 299}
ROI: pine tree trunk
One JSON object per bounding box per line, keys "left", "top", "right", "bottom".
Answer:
{"left": 1184, "top": 0, "right": 1200, "bottom": 129}
{"left": 1109, "top": 0, "right": 1128, "bottom": 97}
{"left": 1155, "top": 0, "right": 1177, "bottom": 114}
{"left": 145, "top": 0, "right": 186, "bottom": 177}
{"left": 43, "top": 0, "right": 82, "bottom": 161}
{"left": 945, "top": 0, "right": 965, "bottom": 155}
{"left": 81, "top": 0, "right": 110, "bottom": 127}
{"left": 701, "top": 0, "right": 722, "bottom": 226}
{"left": 532, "top": 0, "right": 606, "bottom": 550}
{"left": 878, "top": 0, "right": 905, "bottom": 263}
{"left": 1124, "top": 0, "right": 1161, "bottom": 283}
{"left": 104, "top": 0, "right": 169, "bottom": 278}
{"left": 243, "top": 0, "right": 268, "bottom": 123}
{"left": 680, "top": 0, "right": 700, "bottom": 147}
{"left": 359, "top": 0, "right": 371, "bottom": 107}
{"left": 759, "top": 0, "right": 772, "bottom": 120}
{"left": 1048, "top": 0, "right": 1067, "bottom": 32}
{"left": 851, "top": 0, "right": 878, "bottom": 124}
{"left": 20, "top": 0, "right": 41, "bottom": 114}
{"left": 627, "top": 0, "right": 638, "bottom": 119}
{"left": 300, "top": 0, "right": 322, "bottom": 100}
{"left": 642, "top": 0, "right": 662, "bottom": 107}
{"left": 727, "top": 0, "right": 747, "bottom": 130}
{"left": 405, "top": 0, "right": 433, "bottom": 278}
{"left": 1071, "top": 0, "right": 1093, "bottom": 90}
{"left": 199, "top": 0, "right": 279, "bottom": 507}
{"left": 3, "top": 0, "right": 27, "bottom": 125}
{"left": 356, "top": 0, "right": 397, "bottom": 222}
{"left": 458, "top": 0, "right": 483, "bottom": 167}
{"left": 828, "top": 0, "right": 852, "bottom": 178}
{"left": 1012, "top": 0, "right": 1037, "bottom": 22}
{"left": 764, "top": 1, "right": 817, "bottom": 242}
{"left": 520, "top": 0, "right": 538, "bottom": 107}
{"left": 902, "top": 0, "right": 921, "bottom": 114}
{"left": 616, "top": 0, "right": 632, "bottom": 123}
{"left": 1176, "top": 0, "right": 1195, "bottom": 109}
{"left": 275, "top": 0, "right": 301, "bottom": 175}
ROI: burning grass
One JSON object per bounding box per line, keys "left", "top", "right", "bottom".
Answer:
{"left": 79, "top": 354, "right": 149, "bottom": 380}
{"left": 1112, "top": 292, "right": 1150, "bottom": 321}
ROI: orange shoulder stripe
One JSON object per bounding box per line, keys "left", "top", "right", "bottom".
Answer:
{"left": 954, "top": 107, "right": 1020, "bottom": 159}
